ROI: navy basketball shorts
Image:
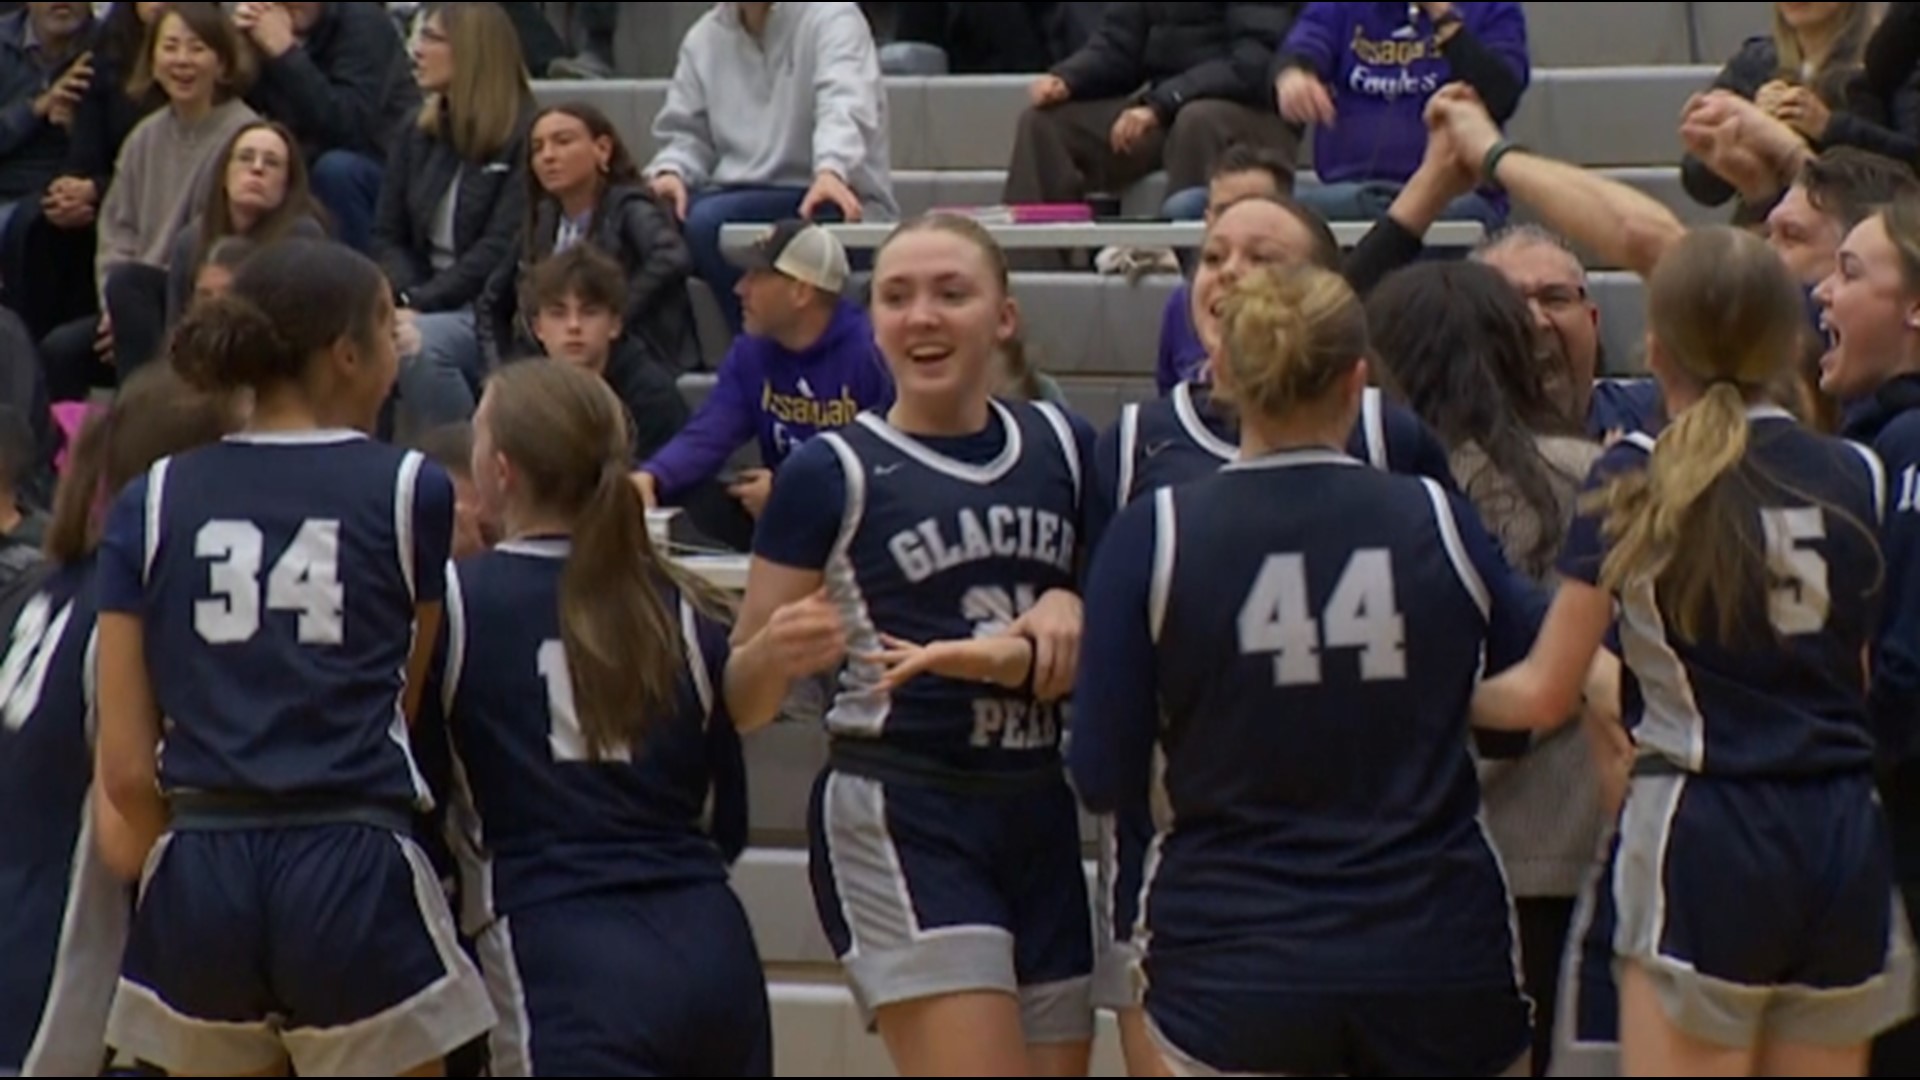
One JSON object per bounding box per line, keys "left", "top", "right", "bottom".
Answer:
{"left": 808, "top": 769, "right": 1095, "bottom": 1043}
{"left": 478, "top": 880, "right": 772, "bottom": 1077}
{"left": 1612, "top": 771, "right": 1917, "bottom": 1048}
{"left": 106, "top": 825, "right": 495, "bottom": 1076}
{"left": 1143, "top": 985, "right": 1533, "bottom": 1076}
{"left": 1549, "top": 830, "right": 1622, "bottom": 1078}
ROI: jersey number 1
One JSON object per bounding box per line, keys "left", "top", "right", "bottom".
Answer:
{"left": 539, "top": 640, "right": 630, "bottom": 764}
{"left": 1238, "top": 550, "right": 1406, "bottom": 686}
{"left": 195, "top": 520, "right": 345, "bottom": 645}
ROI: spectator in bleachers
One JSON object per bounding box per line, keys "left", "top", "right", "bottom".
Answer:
{"left": 96, "top": 2, "right": 257, "bottom": 378}
{"left": 166, "top": 120, "right": 327, "bottom": 323}
{"left": 1681, "top": 2, "right": 1876, "bottom": 221}
{"left": 495, "top": 102, "right": 698, "bottom": 376}
{"left": 632, "top": 220, "right": 893, "bottom": 525}
{"left": 890, "top": 1, "right": 1104, "bottom": 74}
{"left": 1275, "top": 1, "right": 1528, "bottom": 227}
{"left": 524, "top": 245, "right": 690, "bottom": 464}
{"left": 1766, "top": 146, "right": 1920, "bottom": 285}
{"left": 373, "top": 0, "right": 532, "bottom": 429}
{"left": 188, "top": 234, "right": 255, "bottom": 307}
{"left": 233, "top": 1, "right": 419, "bottom": 254}
{"left": 645, "top": 1, "right": 895, "bottom": 336}
{"left": 3, "top": 2, "right": 161, "bottom": 347}
{"left": 0, "top": 3, "right": 96, "bottom": 240}
{"left": 1367, "top": 258, "right": 1604, "bottom": 1077}
{"left": 1004, "top": 2, "right": 1300, "bottom": 230}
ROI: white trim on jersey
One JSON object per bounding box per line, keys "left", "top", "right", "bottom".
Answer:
{"left": 820, "top": 433, "right": 889, "bottom": 738}
{"left": 142, "top": 458, "right": 170, "bottom": 585}
{"left": 1623, "top": 432, "right": 1658, "bottom": 455}
{"left": 1116, "top": 403, "right": 1141, "bottom": 510}
{"left": 855, "top": 400, "right": 1024, "bottom": 485}
{"left": 1149, "top": 487, "right": 1176, "bottom": 645}
{"left": 1748, "top": 404, "right": 1796, "bottom": 423}
{"left": 440, "top": 562, "right": 467, "bottom": 720}
{"left": 223, "top": 429, "right": 368, "bottom": 447}
{"left": 439, "top": 567, "right": 498, "bottom": 938}
{"left": 495, "top": 540, "right": 569, "bottom": 560}
{"left": 1617, "top": 578, "right": 1709, "bottom": 773}
{"left": 1172, "top": 382, "right": 1235, "bottom": 462}
{"left": 1221, "top": 449, "right": 1362, "bottom": 474}
{"left": 1033, "top": 401, "right": 1084, "bottom": 504}
{"left": 1845, "top": 440, "right": 1890, "bottom": 527}
{"left": 21, "top": 792, "right": 129, "bottom": 1076}
{"left": 1421, "top": 478, "right": 1491, "bottom": 620}
{"left": 1361, "top": 387, "right": 1389, "bottom": 470}
{"left": 476, "top": 918, "right": 535, "bottom": 1077}
{"left": 394, "top": 451, "right": 426, "bottom": 602}
{"left": 681, "top": 597, "right": 715, "bottom": 723}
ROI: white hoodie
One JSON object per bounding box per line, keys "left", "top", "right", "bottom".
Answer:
{"left": 646, "top": 2, "right": 897, "bottom": 216}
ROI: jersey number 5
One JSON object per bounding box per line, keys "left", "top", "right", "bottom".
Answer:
{"left": 194, "top": 520, "right": 345, "bottom": 645}
{"left": 1762, "top": 507, "right": 1829, "bottom": 636}
{"left": 1238, "top": 550, "right": 1406, "bottom": 686}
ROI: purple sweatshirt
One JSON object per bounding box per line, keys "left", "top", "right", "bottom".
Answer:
{"left": 1281, "top": 2, "right": 1529, "bottom": 186}
{"left": 643, "top": 299, "right": 895, "bottom": 500}
{"left": 1157, "top": 281, "right": 1207, "bottom": 395}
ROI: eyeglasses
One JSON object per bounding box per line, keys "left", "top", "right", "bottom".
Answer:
{"left": 1519, "top": 283, "right": 1589, "bottom": 313}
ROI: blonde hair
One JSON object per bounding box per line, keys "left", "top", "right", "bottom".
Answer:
{"left": 418, "top": 1, "right": 534, "bottom": 163}
{"left": 1214, "top": 266, "right": 1370, "bottom": 423}
{"left": 1772, "top": 2, "right": 1871, "bottom": 102}
{"left": 1594, "top": 227, "right": 1808, "bottom": 642}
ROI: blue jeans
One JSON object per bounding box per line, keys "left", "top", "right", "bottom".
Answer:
{"left": 1292, "top": 181, "right": 1508, "bottom": 232}
{"left": 400, "top": 308, "right": 481, "bottom": 428}
{"left": 1162, "top": 186, "right": 1208, "bottom": 221}
{"left": 683, "top": 186, "right": 810, "bottom": 334}
{"left": 310, "top": 151, "right": 385, "bottom": 253}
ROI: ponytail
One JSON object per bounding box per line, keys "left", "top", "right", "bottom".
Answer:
{"left": 43, "top": 411, "right": 112, "bottom": 566}
{"left": 1597, "top": 383, "right": 1757, "bottom": 643}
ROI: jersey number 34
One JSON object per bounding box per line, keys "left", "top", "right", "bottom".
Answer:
{"left": 194, "top": 520, "right": 345, "bottom": 645}
{"left": 1238, "top": 549, "right": 1406, "bottom": 687}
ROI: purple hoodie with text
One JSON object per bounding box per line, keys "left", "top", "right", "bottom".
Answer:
{"left": 643, "top": 298, "right": 895, "bottom": 500}
{"left": 1281, "top": 2, "right": 1529, "bottom": 186}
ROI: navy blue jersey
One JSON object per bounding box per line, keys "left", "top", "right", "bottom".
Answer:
{"left": 433, "top": 539, "right": 743, "bottom": 929}
{"left": 97, "top": 432, "right": 453, "bottom": 805}
{"left": 756, "top": 400, "right": 1094, "bottom": 774}
{"left": 0, "top": 561, "right": 126, "bottom": 1076}
{"left": 1588, "top": 378, "right": 1665, "bottom": 440}
{"left": 1559, "top": 409, "right": 1886, "bottom": 778}
{"left": 1088, "top": 381, "right": 1455, "bottom": 551}
{"left": 1072, "top": 449, "right": 1534, "bottom": 991}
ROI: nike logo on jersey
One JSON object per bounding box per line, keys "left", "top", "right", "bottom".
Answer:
{"left": 1141, "top": 440, "right": 1174, "bottom": 458}
{"left": 875, "top": 464, "right": 904, "bottom": 477}
{"left": 888, "top": 507, "right": 1078, "bottom": 584}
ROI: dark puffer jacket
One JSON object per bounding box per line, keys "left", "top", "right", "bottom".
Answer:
{"left": 1051, "top": 2, "right": 1303, "bottom": 118}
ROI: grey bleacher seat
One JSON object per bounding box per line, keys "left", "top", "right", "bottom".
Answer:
{"left": 1522, "top": 0, "right": 1696, "bottom": 67}
{"left": 877, "top": 40, "right": 949, "bottom": 76}
{"left": 1504, "top": 65, "right": 1712, "bottom": 168}
{"left": 676, "top": 371, "right": 718, "bottom": 412}
{"left": 688, "top": 277, "right": 732, "bottom": 369}
{"left": 1690, "top": 1, "right": 1776, "bottom": 68}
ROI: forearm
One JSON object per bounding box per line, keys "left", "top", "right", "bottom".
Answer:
{"left": 724, "top": 627, "right": 796, "bottom": 734}
{"left": 1489, "top": 149, "right": 1686, "bottom": 278}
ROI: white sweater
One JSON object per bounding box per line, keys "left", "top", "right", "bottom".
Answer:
{"left": 646, "top": 2, "right": 896, "bottom": 216}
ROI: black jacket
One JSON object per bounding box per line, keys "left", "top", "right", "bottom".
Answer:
{"left": 1051, "top": 1, "right": 1301, "bottom": 118}
{"left": 247, "top": 1, "right": 420, "bottom": 162}
{"left": 372, "top": 105, "right": 531, "bottom": 318}
{"left": 493, "top": 183, "right": 700, "bottom": 373}
{"left": 894, "top": 2, "right": 1106, "bottom": 73}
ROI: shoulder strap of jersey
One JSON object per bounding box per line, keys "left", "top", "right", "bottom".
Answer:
{"left": 395, "top": 449, "right": 428, "bottom": 602}
{"left": 1032, "top": 400, "right": 1084, "bottom": 507}
{"left": 1149, "top": 486, "right": 1177, "bottom": 645}
{"left": 679, "top": 594, "right": 717, "bottom": 724}
{"left": 1361, "top": 388, "right": 1389, "bottom": 470}
{"left": 1116, "top": 403, "right": 1142, "bottom": 510}
{"left": 440, "top": 560, "right": 468, "bottom": 720}
{"left": 1842, "top": 438, "right": 1889, "bottom": 527}
{"left": 82, "top": 624, "right": 99, "bottom": 745}
{"left": 1419, "top": 477, "right": 1491, "bottom": 620}
{"left": 1622, "top": 431, "right": 1658, "bottom": 455}
{"left": 817, "top": 431, "right": 868, "bottom": 563}
{"left": 142, "top": 457, "right": 173, "bottom": 587}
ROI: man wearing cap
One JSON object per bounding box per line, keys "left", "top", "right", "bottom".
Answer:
{"left": 633, "top": 220, "right": 894, "bottom": 526}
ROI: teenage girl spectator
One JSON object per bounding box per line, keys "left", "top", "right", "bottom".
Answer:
{"left": 496, "top": 102, "right": 697, "bottom": 375}
{"left": 233, "top": 1, "right": 420, "bottom": 253}
{"left": 1682, "top": 3, "right": 1874, "bottom": 219}
{"left": 1275, "top": 1, "right": 1529, "bottom": 227}
{"left": 97, "top": 2, "right": 258, "bottom": 377}
{"left": 374, "top": 0, "right": 533, "bottom": 430}
{"left": 2, "top": 1, "right": 161, "bottom": 346}
{"left": 1367, "top": 260, "right": 1603, "bottom": 1075}
{"left": 645, "top": 1, "right": 896, "bottom": 335}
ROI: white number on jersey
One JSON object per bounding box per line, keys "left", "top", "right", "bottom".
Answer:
{"left": 1899, "top": 465, "right": 1920, "bottom": 514}
{"left": 961, "top": 584, "right": 1040, "bottom": 637}
{"left": 194, "top": 519, "right": 345, "bottom": 645}
{"left": 539, "top": 639, "right": 630, "bottom": 764}
{"left": 0, "top": 594, "right": 74, "bottom": 733}
{"left": 1238, "top": 549, "right": 1407, "bottom": 686}
{"left": 1762, "top": 507, "right": 1830, "bottom": 636}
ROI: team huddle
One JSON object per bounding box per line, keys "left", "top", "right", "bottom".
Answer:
{"left": 3, "top": 167, "right": 1920, "bottom": 1079}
